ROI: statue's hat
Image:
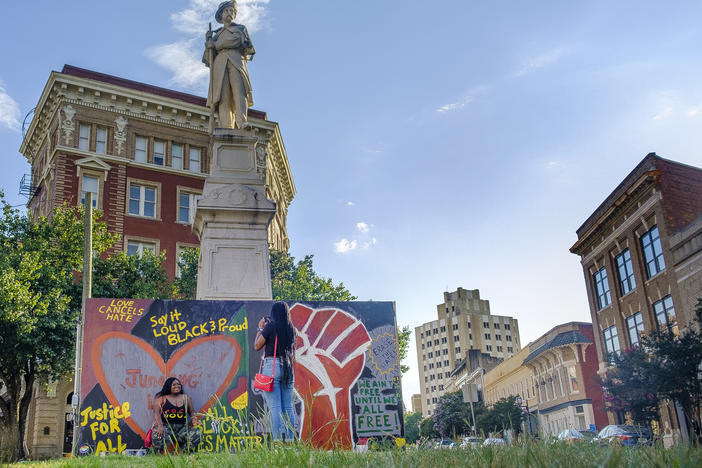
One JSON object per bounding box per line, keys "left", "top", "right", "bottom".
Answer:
{"left": 215, "top": 1, "right": 236, "bottom": 23}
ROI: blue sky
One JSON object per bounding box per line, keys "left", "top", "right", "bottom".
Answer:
{"left": 2, "top": 1, "right": 702, "bottom": 408}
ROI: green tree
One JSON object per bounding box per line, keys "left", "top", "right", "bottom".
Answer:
{"left": 404, "top": 412, "right": 422, "bottom": 444}
{"left": 173, "top": 246, "right": 199, "bottom": 299}
{"left": 476, "top": 396, "right": 522, "bottom": 436}
{"left": 433, "top": 391, "right": 471, "bottom": 438}
{"left": 270, "top": 250, "right": 356, "bottom": 301}
{"left": 419, "top": 416, "right": 439, "bottom": 439}
{"left": 0, "top": 197, "right": 115, "bottom": 461}
{"left": 92, "top": 251, "right": 173, "bottom": 299}
{"left": 397, "top": 325, "right": 410, "bottom": 374}
{"left": 600, "top": 299, "right": 702, "bottom": 437}
{"left": 600, "top": 345, "right": 661, "bottom": 426}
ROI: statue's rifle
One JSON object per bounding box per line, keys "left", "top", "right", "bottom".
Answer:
{"left": 207, "top": 22, "right": 215, "bottom": 133}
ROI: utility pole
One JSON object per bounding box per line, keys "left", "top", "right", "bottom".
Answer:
{"left": 71, "top": 192, "right": 92, "bottom": 455}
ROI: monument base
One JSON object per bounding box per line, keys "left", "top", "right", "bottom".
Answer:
{"left": 194, "top": 128, "right": 276, "bottom": 300}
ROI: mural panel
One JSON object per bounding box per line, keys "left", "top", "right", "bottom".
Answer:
{"left": 78, "top": 299, "right": 401, "bottom": 453}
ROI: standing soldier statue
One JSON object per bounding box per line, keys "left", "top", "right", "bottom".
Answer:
{"left": 203, "top": 1, "right": 255, "bottom": 130}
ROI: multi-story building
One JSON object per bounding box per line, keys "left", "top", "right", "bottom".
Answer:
{"left": 19, "top": 65, "right": 295, "bottom": 279}
{"left": 411, "top": 394, "right": 423, "bottom": 414}
{"left": 16, "top": 64, "right": 295, "bottom": 457}
{"left": 570, "top": 153, "right": 702, "bottom": 432}
{"left": 415, "top": 288, "right": 521, "bottom": 417}
{"left": 483, "top": 322, "right": 607, "bottom": 437}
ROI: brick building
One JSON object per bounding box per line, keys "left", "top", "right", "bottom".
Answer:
{"left": 16, "top": 65, "right": 295, "bottom": 457}
{"left": 19, "top": 65, "right": 295, "bottom": 278}
{"left": 415, "top": 288, "right": 521, "bottom": 417}
{"left": 570, "top": 153, "right": 702, "bottom": 434}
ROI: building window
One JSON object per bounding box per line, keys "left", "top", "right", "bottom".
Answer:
{"left": 434, "top": 339, "right": 439, "bottom": 346}
{"left": 95, "top": 127, "right": 107, "bottom": 154}
{"left": 128, "top": 182, "right": 157, "bottom": 218}
{"left": 178, "top": 189, "right": 200, "bottom": 224}
{"left": 172, "top": 143, "right": 183, "bottom": 169}
{"left": 189, "top": 147, "right": 201, "bottom": 172}
{"left": 486, "top": 345, "right": 492, "bottom": 351}
{"left": 80, "top": 175, "right": 99, "bottom": 208}
{"left": 568, "top": 366, "right": 579, "bottom": 392}
{"left": 494, "top": 323, "right": 500, "bottom": 329}
{"left": 484, "top": 333, "right": 491, "bottom": 340}
{"left": 603, "top": 325, "right": 620, "bottom": 361}
{"left": 444, "top": 360, "right": 449, "bottom": 366}
{"left": 126, "top": 239, "right": 156, "bottom": 257}
{"left": 439, "top": 384, "right": 444, "bottom": 391}
{"left": 452, "top": 324, "right": 458, "bottom": 330}
{"left": 455, "top": 347, "right": 460, "bottom": 354}
{"left": 154, "top": 140, "right": 165, "bottom": 165}
{"left": 79, "top": 124, "right": 90, "bottom": 151}
{"left": 641, "top": 226, "right": 665, "bottom": 278}
{"left": 483, "top": 322, "right": 489, "bottom": 328}
{"left": 495, "top": 334, "right": 501, "bottom": 341}
{"left": 505, "top": 324, "right": 511, "bottom": 330}
{"left": 420, "top": 332, "right": 424, "bottom": 338}
{"left": 615, "top": 249, "right": 636, "bottom": 295}
{"left": 467, "top": 322, "right": 471, "bottom": 329}
{"left": 428, "top": 352, "right": 433, "bottom": 358}
{"left": 135, "top": 136, "right": 147, "bottom": 162}
{"left": 653, "top": 295, "right": 678, "bottom": 335}
{"left": 421, "top": 344, "right": 424, "bottom": 349}
{"left": 626, "top": 312, "right": 644, "bottom": 347}
{"left": 443, "top": 349, "right": 448, "bottom": 355}
{"left": 440, "top": 326, "right": 446, "bottom": 333}
{"left": 441, "top": 337, "right": 447, "bottom": 343}
{"left": 429, "top": 363, "right": 433, "bottom": 369}
{"left": 506, "top": 335, "right": 512, "bottom": 342}
{"left": 433, "top": 328, "right": 438, "bottom": 334}
{"left": 469, "top": 333, "right": 472, "bottom": 340}
{"left": 507, "top": 346, "right": 513, "bottom": 353}
{"left": 593, "top": 267, "right": 611, "bottom": 309}
{"left": 497, "top": 346, "right": 503, "bottom": 352}
{"left": 437, "top": 362, "right": 441, "bottom": 368}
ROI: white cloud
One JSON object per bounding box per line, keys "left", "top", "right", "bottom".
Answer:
{"left": 436, "top": 85, "right": 490, "bottom": 114}
{"left": 346, "top": 201, "right": 355, "bottom": 206}
{"left": 145, "top": 40, "right": 210, "bottom": 89}
{"left": 334, "top": 238, "right": 357, "bottom": 253}
{"left": 514, "top": 46, "right": 569, "bottom": 77}
{"left": 361, "top": 238, "right": 377, "bottom": 250}
{"left": 546, "top": 161, "right": 558, "bottom": 168}
{"left": 652, "top": 106, "right": 673, "bottom": 120}
{"left": 686, "top": 107, "right": 700, "bottom": 118}
{"left": 149, "top": 0, "right": 270, "bottom": 90}
{"left": 356, "top": 222, "right": 369, "bottom": 233}
{"left": 0, "top": 79, "right": 21, "bottom": 132}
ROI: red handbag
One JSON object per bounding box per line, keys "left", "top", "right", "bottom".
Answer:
{"left": 144, "top": 427, "right": 153, "bottom": 448}
{"left": 254, "top": 336, "right": 277, "bottom": 392}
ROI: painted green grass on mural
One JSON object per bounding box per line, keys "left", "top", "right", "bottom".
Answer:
{"left": 6, "top": 443, "right": 702, "bottom": 468}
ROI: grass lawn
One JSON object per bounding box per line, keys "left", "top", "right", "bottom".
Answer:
{"left": 5, "top": 443, "right": 702, "bottom": 468}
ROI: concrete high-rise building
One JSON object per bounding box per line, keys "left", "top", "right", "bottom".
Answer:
{"left": 414, "top": 288, "right": 521, "bottom": 417}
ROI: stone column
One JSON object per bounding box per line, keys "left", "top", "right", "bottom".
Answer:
{"left": 193, "top": 128, "right": 276, "bottom": 300}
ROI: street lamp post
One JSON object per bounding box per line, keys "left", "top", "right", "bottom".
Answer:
{"left": 515, "top": 395, "right": 532, "bottom": 436}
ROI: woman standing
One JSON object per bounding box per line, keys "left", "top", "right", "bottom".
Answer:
{"left": 254, "top": 302, "right": 297, "bottom": 441}
{"left": 152, "top": 377, "right": 201, "bottom": 453}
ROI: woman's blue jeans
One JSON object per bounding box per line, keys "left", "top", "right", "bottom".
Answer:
{"left": 260, "top": 357, "right": 296, "bottom": 441}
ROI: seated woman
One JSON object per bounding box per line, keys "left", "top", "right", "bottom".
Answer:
{"left": 151, "top": 377, "right": 201, "bottom": 453}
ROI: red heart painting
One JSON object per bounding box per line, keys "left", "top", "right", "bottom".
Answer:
{"left": 92, "top": 332, "right": 242, "bottom": 439}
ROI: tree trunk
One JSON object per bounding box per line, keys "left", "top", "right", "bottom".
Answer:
{"left": 17, "top": 363, "right": 35, "bottom": 461}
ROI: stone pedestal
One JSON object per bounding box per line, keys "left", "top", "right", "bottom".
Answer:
{"left": 193, "top": 128, "right": 276, "bottom": 300}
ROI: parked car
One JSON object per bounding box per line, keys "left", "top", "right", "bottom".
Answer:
{"left": 594, "top": 425, "right": 653, "bottom": 446}
{"left": 556, "top": 429, "right": 597, "bottom": 443}
{"left": 436, "top": 438, "right": 455, "bottom": 449}
{"left": 460, "top": 437, "right": 483, "bottom": 448}
{"left": 483, "top": 437, "right": 506, "bottom": 446}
